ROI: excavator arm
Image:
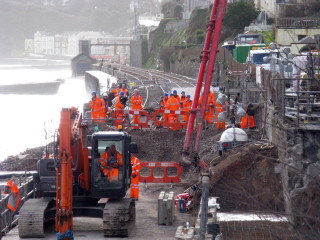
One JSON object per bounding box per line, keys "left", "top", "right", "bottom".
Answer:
{"left": 55, "top": 107, "right": 89, "bottom": 239}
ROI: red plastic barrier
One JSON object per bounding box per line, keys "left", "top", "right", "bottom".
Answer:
{"left": 139, "top": 162, "right": 183, "bottom": 183}
{"left": 153, "top": 109, "right": 189, "bottom": 130}
{"left": 111, "top": 109, "right": 150, "bottom": 128}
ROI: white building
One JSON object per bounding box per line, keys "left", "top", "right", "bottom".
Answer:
{"left": 54, "top": 34, "right": 68, "bottom": 55}
{"left": 183, "top": 0, "right": 215, "bottom": 20}
{"left": 34, "top": 31, "right": 55, "bottom": 55}
{"left": 25, "top": 39, "right": 34, "bottom": 53}
{"left": 254, "top": 0, "right": 304, "bottom": 19}
{"left": 30, "top": 31, "right": 112, "bottom": 56}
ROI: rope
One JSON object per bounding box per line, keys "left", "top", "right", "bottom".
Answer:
{"left": 57, "top": 229, "right": 74, "bottom": 240}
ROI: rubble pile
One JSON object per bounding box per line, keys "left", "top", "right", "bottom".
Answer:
{"left": 209, "top": 144, "right": 284, "bottom": 212}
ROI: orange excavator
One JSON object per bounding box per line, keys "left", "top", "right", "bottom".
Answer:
{"left": 18, "top": 107, "right": 137, "bottom": 239}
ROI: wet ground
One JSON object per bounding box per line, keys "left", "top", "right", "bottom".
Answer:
{"left": 3, "top": 183, "right": 197, "bottom": 240}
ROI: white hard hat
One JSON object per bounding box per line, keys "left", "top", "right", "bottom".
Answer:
{"left": 103, "top": 92, "right": 108, "bottom": 97}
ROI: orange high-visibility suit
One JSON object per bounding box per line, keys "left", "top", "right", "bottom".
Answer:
{"left": 90, "top": 97, "right": 103, "bottom": 121}
{"left": 4, "top": 180, "right": 20, "bottom": 212}
{"left": 130, "top": 155, "right": 141, "bottom": 199}
{"left": 198, "top": 94, "right": 212, "bottom": 124}
{"left": 216, "top": 103, "right": 226, "bottom": 130}
{"left": 168, "top": 96, "right": 180, "bottom": 130}
{"left": 121, "top": 88, "right": 128, "bottom": 97}
{"left": 114, "top": 96, "right": 124, "bottom": 126}
{"left": 181, "top": 95, "right": 187, "bottom": 104}
{"left": 112, "top": 87, "right": 121, "bottom": 97}
{"left": 174, "top": 95, "right": 181, "bottom": 103}
{"left": 99, "top": 149, "right": 123, "bottom": 182}
{"left": 182, "top": 99, "right": 192, "bottom": 122}
{"left": 130, "top": 94, "right": 142, "bottom": 129}
{"left": 240, "top": 106, "right": 256, "bottom": 128}
{"left": 100, "top": 98, "right": 109, "bottom": 122}
{"left": 161, "top": 97, "right": 169, "bottom": 123}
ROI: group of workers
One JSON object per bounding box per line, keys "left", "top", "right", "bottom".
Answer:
{"left": 90, "top": 83, "right": 255, "bottom": 130}
{"left": 90, "top": 83, "right": 143, "bottom": 129}
{"left": 98, "top": 144, "right": 141, "bottom": 199}
{"left": 160, "top": 90, "right": 192, "bottom": 130}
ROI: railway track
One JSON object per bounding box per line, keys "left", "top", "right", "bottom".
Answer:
{"left": 102, "top": 64, "right": 196, "bottom": 109}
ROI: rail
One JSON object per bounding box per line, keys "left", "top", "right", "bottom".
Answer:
{"left": 0, "top": 174, "right": 35, "bottom": 235}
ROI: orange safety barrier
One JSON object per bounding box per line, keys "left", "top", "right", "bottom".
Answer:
{"left": 111, "top": 109, "right": 150, "bottom": 128}
{"left": 139, "top": 162, "right": 183, "bottom": 183}
{"left": 153, "top": 109, "right": 189, "bottom": 129}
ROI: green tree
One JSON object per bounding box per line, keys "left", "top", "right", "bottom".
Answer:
{"left": 224, "top": 0, "right": 260, "bottom": 30}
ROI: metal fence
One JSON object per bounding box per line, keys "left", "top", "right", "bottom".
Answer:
{"left": 276, "top": 17, "right": 320, "bottom": 28}
{"left": 0, "top": 175, "right": 35, "bottom": 235}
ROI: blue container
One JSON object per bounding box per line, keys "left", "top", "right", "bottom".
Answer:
{"left": 178, "top": 198, "right": 185, "bottom": 213}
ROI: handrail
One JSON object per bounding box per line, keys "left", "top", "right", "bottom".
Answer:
{"left": 0, "top": 176, "right": 35, "bottom": 234}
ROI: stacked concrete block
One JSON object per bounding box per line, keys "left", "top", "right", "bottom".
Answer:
{"left": 174, "top": 226, "right": 195, "bottom": 240}
{"left": 158, "top": 191, "right": 175, "bottom": 225}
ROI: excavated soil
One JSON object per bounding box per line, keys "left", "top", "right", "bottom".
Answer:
{"left": 0, "top": 126, "right": 284, "bottom": 214}
{"left": 209, "top": 144, "right": 284, "bottom": 212}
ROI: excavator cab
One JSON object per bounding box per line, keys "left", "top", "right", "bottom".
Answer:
{"left": 90, "top": 131, "right": 137, "bottom": 199}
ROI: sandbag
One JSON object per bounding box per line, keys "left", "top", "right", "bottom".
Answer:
{"left": 218, "top": 111, "right": 227, "bottom": 121}
{"left": 216, "top": 93, "right": 227, "bottom": 105}
{"left": 237, "top": 106, "right": 246, "bottom": 118}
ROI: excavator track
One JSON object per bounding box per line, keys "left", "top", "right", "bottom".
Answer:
{"left": 18, "top": 198, "right": 53, "bottom": 238}
{"left": 103, "top": 198, "right": 135, "bottom": 237}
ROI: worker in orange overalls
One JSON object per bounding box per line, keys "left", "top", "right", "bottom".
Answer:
{"left": 121, "top": 84, "right": 128, "bottom": 97}
{"left": 112, "top": 85, "right": 121, "bottom": 98}
{"left": 100, "top": 92, "right": 109, "bottom": 122}
{"left": 98, "top": 145, "right": 123, "bottom": 182}
{"left": 130, "top": 89, "right": 142, "bottom": 129}
{"left": 114, "top": 91, "right": 126, "bottom": 126}
{"left": 180, "top": 91, "right": 187, "bottom": 108}
{"left": 167, "top": 93, "right": 180, "bottom": 130}
{"left": 182, "top": 94, "right": 192, "bottom": 122}
{"left": 160, "top": 93, "right": 169, "bottom": 123}
{"left": 240, "top": 104, "right": 256, "bottom": 129}
{"left": 198, "top": 92, "right": 212, "bottom": 124}
{"left": 4, "top": 180, "right": 21, "bottom": 213}
{"left": 90, "top": 91, "right": 103, "bottom": 121}
{"left": 173, "top": 90, "right": 181, "bottom": 103}
{"left": 130, "top": 154, "right": 141, "bottom": 200}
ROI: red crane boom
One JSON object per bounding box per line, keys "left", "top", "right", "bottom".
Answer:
{"left": 182, "top": 0, "right": 228, "bottom": 168}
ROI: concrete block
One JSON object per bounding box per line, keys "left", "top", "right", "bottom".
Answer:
{"left": 175, "top": 226, "right": 195, "bottom": 240}
{"left": 158, "top": 191, "right": 174, "bottom": 225}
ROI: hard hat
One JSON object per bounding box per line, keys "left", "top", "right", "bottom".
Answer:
{"left": 91, "top": 91, "right": 96, "bottom": 95}
{"left": 117, "top": 125, "right": 123, "bottom": 130}
{"left": 173, "top": 90, "right": 177, "bottom": 94}
{"left": 181, "top": 91, "right": 185, "bottom": 94}
{"left": 134, "top": 89, "right": 138, "bottom": 92}
{"left": 187, "top": 95, "right": 191, "bottom": 98}
{"left": 170, "top": 93, "right": 174, "bottom": 96}
{"left": 164, "top": 93, "right": 168, "bottom": 96}
{"left": 120, "top": 91, "right": 125, "bottom": 96}
{"left": 103, "top": 92, "right": 108, "bottom": 97}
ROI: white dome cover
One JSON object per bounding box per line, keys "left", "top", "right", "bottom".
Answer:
{"left": 220, "top": 127, "right": 248, "bottom": 142}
